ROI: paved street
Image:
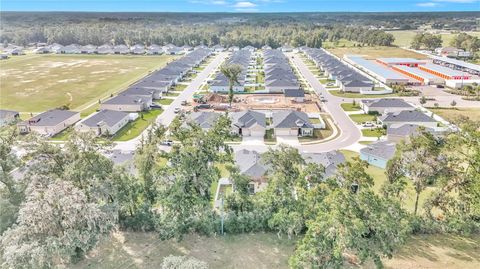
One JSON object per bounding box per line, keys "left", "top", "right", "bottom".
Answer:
{"left": 113, "top": 51, "right": 229, "bottom": 151}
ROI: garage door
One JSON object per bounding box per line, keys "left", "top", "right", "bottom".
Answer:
{"left": 275, "top": 129, "right": 296, "bottom": 136}
{"left": 250, "top": 130, "right": 265, "bottom": 137}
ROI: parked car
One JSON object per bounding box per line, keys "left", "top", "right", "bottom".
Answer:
{"left": 362, "top": 122, "right": 375, "bottom": 127}
{"left": 174, "top": 107, "right": 181, "bottom": 114}
{"left": 436, "top": 85, "right": 445, "bottom": 89}
{"left": 327, "top": 82, "right": 334, "bottom": 86}
{"left": 195, "top": 104, "right": 211, "bottom": 110}
{"left": 150, "top": 104, "right": 162, "bottom": 109}
{"left": 181, "top": 100, "right": 188, "bottom": 106}
{"left": 160, "top": 140, "right": 173, "bottom": 146}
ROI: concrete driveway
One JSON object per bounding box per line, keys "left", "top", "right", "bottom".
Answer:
{"left": 241, "top": 136, "right": 265, "bottom": 146}
{"left": 276, "top": 135, "right": 300, "bottom": 146}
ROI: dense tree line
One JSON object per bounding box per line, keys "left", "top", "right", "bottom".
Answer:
{"left": 450, "top": 32, "right": 480, "bottom": 53}
{"left": 0, "top": 116, "right": 479, "bottom": 268}
{"left": 410, "top": 32, "right": 443, "bottom": 50}
{"left": 0, "top": 20, "right": 396, "bottom": 48}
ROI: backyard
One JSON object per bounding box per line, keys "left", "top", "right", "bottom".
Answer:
{"left": 112, "top": 109, "right": 163, "bottom": 141}
{"left": 0, "top": 54, "right": 176, "bottom": 112}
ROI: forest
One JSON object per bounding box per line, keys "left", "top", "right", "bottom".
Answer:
{"left": 0, "top": 116, "right": 479, "bottom": 268}
{"left": 1, "top": 11, "right": 478, "bottom": 48}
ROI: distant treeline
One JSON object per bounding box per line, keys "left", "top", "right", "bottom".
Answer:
{"left": 1, "top": 11, "right": 478, "bottom": 48}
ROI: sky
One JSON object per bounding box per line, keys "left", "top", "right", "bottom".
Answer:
{"left": 0, "top": 0, "right": 479, "bottom": 12}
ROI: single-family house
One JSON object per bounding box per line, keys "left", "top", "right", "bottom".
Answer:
{"left": 184, "top": 111, "right": 221, "bottom": 130}
{"left": 387, "top": 123, "right": 435, "bottom": 143}
{"left": 97, "top": 44, "right": 114, "bottom": 54}
{"left": 0, "top": 109, "right": 20, "bottom": 127}
{"left": 81, "top": 44, "right": 97, "bottom": 54}
{"left": 146, "top": 44, "right": 162, "bottom": 55}
{"left": 341, "top": 79, "right": 373, "bottom": 93}
{"left": 272, "top": 110, "right": 314, "bottom": 137}
{"left": 34, "top": 47, "right": 50, "bottom": 54}
{"left": 50, "top": 43, "right": 65, "bottom": 54}
{"left": 284, "top": 89, "right": 305, "bottom": 103}
{"left": 379, "top": 110, "right": 437, "bottom": 128}
{"left": 360, "top": 140, "right": 396, "bottom": 169}
{"left": 63, "top": 44, "right": 81, "bottom": 54}
{"left": 100, "top": 95, "right": 152, "bottom": 112}
{"left": 76, "top": 109, "right": 130, "bottom": 136}
{"left": 234, "top": 149, "right": 269, "bottom": 194}
{"left": 130, "top": 44, "right": 145, "bottom": 55}
{"left": 361, "top": 98, "right": 415, "bottom": 114}
{"left": 113, "top": 44, "right": 130, "bottom": 54}
{"left": 302, "top": 151, "right": 346, "bottom": 178}
{"left": 230, "top": 110, "right": 266, "bottom": 137}
{"left": 17, "top": 109, "right": 80, "bottom": 136}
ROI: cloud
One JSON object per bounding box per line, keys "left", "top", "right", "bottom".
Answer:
{"left": 416, "top": 2, "right": 439, "bottom": 6}
{"left": 433, "top": 0, "right": 478, "bottom": 2}
{"left": 189, "top": 0, "right": 227, "bottom": 5}
{"left": 234, "top": 8, "right": 259, "bottom": 12}
{"left": 233, "top": 1, "right": 257, "bottom": 8}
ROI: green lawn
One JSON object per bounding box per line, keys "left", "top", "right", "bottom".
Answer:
{"left": 49, "top": 127, "right": 74, "bottom": 141}
{"left": 340, "top": 103, "right": 361, "bottom": 111}
{"left": 173, "top": 84, "right": 188, "bottom": 91}
{"left": 330, "top": 90, "right": 398, "bottom": 98}
{"left": 165, "top": 92, "right": 180, "bottom": 97}
{"left": 73, "top": 230, "right": 480, "bottom": 269}
{"left": 112, "top": 109, "right": 163, "bottom": 141}
{"left": 327, "top": 46, "right": 428, "bottom": 60}
{"left": 362, "top": 128, "right": 385, "bottom": 137}
{"left": 429, "top": 107, "right": 480, "bottom": 123}
{"left": 387, "top": 30, "right": 480, "bottom": 48}
{"left": 158, "top": 98, "right": 174, "bottom": 105}
{"left": 349, "top": 114, "right": 376, "bottom": 124}
{"left": 0, "top": 54, "right": 176, "bottom": 112}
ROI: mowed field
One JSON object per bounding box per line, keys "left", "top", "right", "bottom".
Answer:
{"left": 73, "top": 231, "right": 480, "bottom": 269}
{"left": 0, "top": 54, "right": 176, "bottom": 112}
{"left": 327, "top": 46, "right": 428, "bottom": 60}
{"left": 386, "top": 30, "right": 480, "bottom": 48}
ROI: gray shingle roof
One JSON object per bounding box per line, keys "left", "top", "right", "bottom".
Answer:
{"left": 360, "top": 141, "right": 397, "bottom": 161}
{"left": 235, "top": 149, "right": 268, "bottom": 179}
{"left": 362, "top": 98, "right": 414, "bottom": 108}
{"left": 387, "top": 123, "right": 434, "bottom": 136}
{"left": 0, "top": 109, "right": 19, "bottom": 120}
{"left": 303, "top": 151, "right": 345, "bottom": 178}
{"left": 231, "top": 110, "right": 266, "bottom": 128}
{"left": 186, "top": 111, "right": 221, "bottom": 129}
{"left": 80, "top": 109, "right": 129, "bottom": 128}
{"left": 284, "top": 89, "right": 305, "bottom": 98}
{"left": 380, "top": 110, "right": 436, "bottom": 123}
{"left": 273, "top": 110, "right": 314, "bottom": 129}
{"left": 23, "top": 109, "right": 78, "bottom": 127}
{"left": 103, "top": 95, "right": 151, "bottom": 105}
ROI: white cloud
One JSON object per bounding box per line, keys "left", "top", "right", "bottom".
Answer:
{"left": 433, "top": 0, "right": 478, "bottom": 3}
{"left": 233, "top": 1, "right": 257, "bottom": 8}
{"left": 189, "top": 0, "right": 227, "bottom": 5}
{"left": 234, "top": 8, "right": 260, "bottom": 12}
{"left": 416, "top": 2, "right": 439, "bottom": 6}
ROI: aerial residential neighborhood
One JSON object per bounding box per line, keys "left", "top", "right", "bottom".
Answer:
{"left": 0, "top": 2, "right": 479, "bottom": 269}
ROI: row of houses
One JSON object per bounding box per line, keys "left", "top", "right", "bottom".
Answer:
{"left": 210, "top": 49, "right": 253, "bottom": 93}
{"left": 31, "top": 43, "right": 194, "bottom": 55}
{"left": 263, "top": 49, "right": 301, "bottom": 93}
{"left": 14, "top": 49, "right": 213, "bottom": 137}
{"left": 185, "top": 109, "right": 316, "bottom": 138}
{"left": 359, "top": 98, "right": 443, "bottom": 168}
{"left": 301, "top": 48, "right": 375, "bottom": 93}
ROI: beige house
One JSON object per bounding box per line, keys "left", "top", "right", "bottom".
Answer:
{"left": 100, "top": 95, "right": 152, "bottom": 112}
{"left": 18, "top": 109, "right": 80, "bottom": 136}
{"left": 230, "top": 110, "right": 266, "bottom": 137}
{"left": 76, "top": 110, "right": 130, "bottom": 136}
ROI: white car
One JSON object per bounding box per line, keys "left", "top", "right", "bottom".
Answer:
{"left": 362, "top": 122, "right": 375, "bottom": 127}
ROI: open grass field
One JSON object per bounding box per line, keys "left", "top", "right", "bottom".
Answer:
{"left": 0, "top": 54, "right": 176, "bottom": 113}
{"left": 387, "top": 30, "right": 480, "bottom": 48}
{"left": 327, "top": 46, "right": 428, "bottom": 60}
{"left": 429, "top": 107, "right": 480, "bottom": 123}
{"left": 72, "top": 230, "right": 480, "bottom": 269}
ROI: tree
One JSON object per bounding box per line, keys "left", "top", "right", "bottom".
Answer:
{"left": 450, "top": 100, "right": 457, "bottom": 108}
{"left": 394, "top": 131, "right": 445, "bottom": 215}
{"left": 220, "top": 64, "right": 243, "bottom": 107}
{"left": 419, "top": 95, "right": 427, "bottom": 106}
{"left": 0, "top": 177, "right": 114, "bottom": 268}
{"left": 411, "top": 33, "right": 442, "bottom": 50}
{"left": 290, "top": 158, "right": 409, "bottom": 269}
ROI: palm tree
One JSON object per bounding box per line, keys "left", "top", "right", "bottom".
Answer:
{"left": 220, "top": 64, "right": 243, "bottom": 107}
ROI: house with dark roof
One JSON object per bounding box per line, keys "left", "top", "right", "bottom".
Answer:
{"left": 113, "top": 45, "right": 130, "bottom": 54}
{"left": 18, "top": 109, "right": 80, "bottom": 136}
{"left": 0, "top": 109, "right": 20, "bottom": 127}
{"left": 184, "top": 111, "right": 221, "bottom": 130}
{"left": 234, "top": 149, "right": 269, "bottom": 193}
{"left": 360, "top": 141, "right": 397, "bottom": 168}
{"left": 97, "top": 44, "right": 114, "bottom": 54}
{"left": 361, "top": 98, "right": 415, "bottom": 114}
{"left": 284, "top": 89, "right": 305, "bottom": 103}
{"left": 230, "top": 110, "right": 266, "bottom": 137}
{"left": 302, "top": 151, "right": 346, "bottom": 178}
{"left": 100, "top": 95, "right": 152, "bottom": 112}
{"left": 272, "top": 110, "right": 314, "bottom": 137}
{"left": 379, "top": 110, "right": 437, "bottom": 128}
{"left": 387, "top": 123, "right": 435, "bottom": 143}
{"left": 340, "top": 79, "right": 373, "bottom": 93}
{"left": 76, "top": 110, "right": 130, "bottom": 136}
